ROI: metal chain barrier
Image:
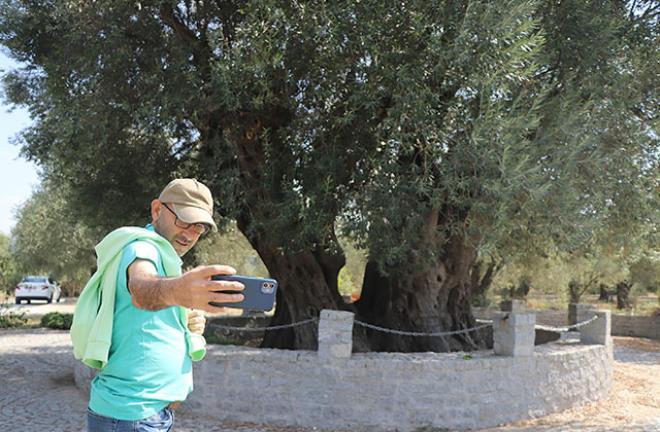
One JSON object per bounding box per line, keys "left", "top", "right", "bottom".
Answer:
{"left": 534, "top": 315, "right": 599, "bottom": 333}
{"left": 476, "top": 315, "right": 599, "bottom": 333}
{"left": 208, "top": 317, "right": 319, "bottom": 332}
{"left": 353, "top": 320, "right": 492, "bottom": 337}
{"left": 208, "top": 314, "right": 598, "bottom": 336}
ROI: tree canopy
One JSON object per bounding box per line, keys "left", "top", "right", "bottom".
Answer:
{"left": 1, "top": 0, "right": 657, "bottom": 351}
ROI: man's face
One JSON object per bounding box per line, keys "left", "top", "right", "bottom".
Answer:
{"left": 151, "top": 200, "right": 202, "bottom": 256}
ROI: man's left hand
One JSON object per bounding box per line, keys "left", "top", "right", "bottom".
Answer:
{"left": 187, "top": 309, "right": 206, "bottom": 335}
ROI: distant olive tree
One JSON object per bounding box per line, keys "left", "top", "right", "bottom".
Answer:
{"left": 0, "top": 232, "right": 19, "bottom": 294}
{"left": 11, "top": 183, "right": 99, "bottom": 295}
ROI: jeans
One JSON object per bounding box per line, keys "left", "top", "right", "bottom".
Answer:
{"left": 87, "top": 407, "right": 174, "bottom": 432}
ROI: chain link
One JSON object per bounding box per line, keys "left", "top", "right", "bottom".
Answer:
{"left": 354, "top": 320, "right": 492, "bottom": 337}
{"left": 534, "top": 315, "right": 599, "bottom": 333}
{"left": 209, "top": 317, "right": 319, "bottom": 332}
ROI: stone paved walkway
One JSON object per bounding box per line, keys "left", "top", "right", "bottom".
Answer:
{"left": 0, "top": 328, "right": 657, "bottom": 432}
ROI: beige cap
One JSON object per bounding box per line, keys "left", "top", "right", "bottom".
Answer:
{"left": 158, "top": 178, "right": 217, "bottom": 230}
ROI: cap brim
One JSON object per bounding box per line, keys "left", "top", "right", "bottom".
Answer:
{"left": 170, "top": 203, "right": 217, "bottom": 231}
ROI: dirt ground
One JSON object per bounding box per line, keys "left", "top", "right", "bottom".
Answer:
{"left": 483, "top": 336, "right": 660, "bottom": 432}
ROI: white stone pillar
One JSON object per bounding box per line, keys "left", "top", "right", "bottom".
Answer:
{"left": 493, "top": 311, "right": 536, "bottom": 357}
{"left": 580, "top": 310, "right": 611, "bottom": 345}
{"left": 318, "top": 309, "right": 354, "bottom": 359}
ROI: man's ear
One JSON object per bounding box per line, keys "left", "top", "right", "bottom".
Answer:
{"left": 150, "top": 199, "right": 162, "bottom": 224}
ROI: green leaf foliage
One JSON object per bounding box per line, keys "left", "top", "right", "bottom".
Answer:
{"left": 11, "top": 181, "right": 99, "bottom": 294}
{"left": 0, "top": 233, "right": 20, "bottom": 294}
{"left": 190, "top": 221, "right": 268, "bottom": 276}
{"left": 1, "top": 0, "right": 657, "bottom": 295}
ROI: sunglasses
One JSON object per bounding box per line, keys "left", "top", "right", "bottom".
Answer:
{"left": 162, "top": 203, "right": 210, "bottom": 236}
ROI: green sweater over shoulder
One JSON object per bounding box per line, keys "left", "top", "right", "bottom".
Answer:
{"left": 70, "top": 225, "right": 205, "bottom": 370}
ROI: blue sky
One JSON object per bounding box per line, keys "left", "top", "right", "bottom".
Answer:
{"left": 0, "top": 48, "right": 39, "bottom": 236}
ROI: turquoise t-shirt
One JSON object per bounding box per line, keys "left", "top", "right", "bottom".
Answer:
{"left": 89, "top": 234, "right": 193, "bottom": 420}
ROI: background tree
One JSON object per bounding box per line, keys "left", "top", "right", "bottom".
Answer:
{"left": 616, "top": 280, "right": 633, "bottom": 310}
{"left": 0, "top": 232, "right": 19, "bottom": 295}
{"left": 629, "top": 255, "right": 660, "bottom": 294}
{"left": 598, "top": 283, "right": 612, "bottom": 303}
{"left": 1, "top": 0, "right": 657, "bottom": 351}
{"left": 11, "top": 183, "right": 99, "bottom": 296}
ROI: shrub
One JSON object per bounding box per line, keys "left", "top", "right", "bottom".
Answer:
{"left": 0, "top": 301, "right": 28, "bottom": 328}
{"left": 0, "top": 315, "right": 28, "bottom": 328}
{"left": 41, "top": 312, "right": 73, "bottom": 330}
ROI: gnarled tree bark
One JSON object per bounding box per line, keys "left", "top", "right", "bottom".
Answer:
{"left": 355, "top": 208, "right": 487, "bottom": 352}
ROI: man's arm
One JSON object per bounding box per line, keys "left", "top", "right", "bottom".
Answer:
{"left": 128, "top": 260, "right": 244, "bottom": 312}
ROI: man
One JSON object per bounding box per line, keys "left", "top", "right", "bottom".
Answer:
{"left": 76, "top": 179, "right": 244, "bottom": 432}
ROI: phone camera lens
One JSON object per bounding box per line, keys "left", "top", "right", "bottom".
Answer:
{"left": 261, "top": 282, "right": 275, "bottom": 294}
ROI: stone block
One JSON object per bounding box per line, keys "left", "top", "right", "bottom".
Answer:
{"left": 318, "top": 309, "right": 354, "bottom": 359}
{"left": 493, "top": 312, "right": 536, "bottom": 357}
{"left": 580, "top": 310, "right": 611, "bottom": 345}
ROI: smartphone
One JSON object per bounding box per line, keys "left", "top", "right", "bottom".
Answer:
{"left": 209, "top": 275, "right": 278, "bottom": 311}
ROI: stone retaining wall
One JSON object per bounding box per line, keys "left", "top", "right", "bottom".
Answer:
{"left": 610, "top": 314, "right": 659, "bottom": 339}
{"left": 182, "top": 342, "right": 611, "bottom": 431}
{"left": 74, "top": 307, "right": 613, "bottom": 431}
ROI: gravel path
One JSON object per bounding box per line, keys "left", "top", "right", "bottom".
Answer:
{"left": 0, "top": 329, "right": 657, "bottom": 432}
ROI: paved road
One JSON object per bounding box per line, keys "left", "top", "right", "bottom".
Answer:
{"left": 4, "top": 297, "right": 77, "bottom": 318}
{"left": 3, "top": 297, "right": 247, "bottom": 320}
{"left": 0, "top": 328, "right": 658, "bottom": 432}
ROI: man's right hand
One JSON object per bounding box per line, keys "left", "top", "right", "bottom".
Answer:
{"left": 174, "top": 265, "right": 245, "bottom": 313}
{"left": 128, "top": 261, "right": 244, "bottom": 312}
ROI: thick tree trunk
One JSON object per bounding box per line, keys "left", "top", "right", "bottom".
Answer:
{"left": 235, "top": 218, "right": 370, "bottom": 351}
{"left": 616, "top": 281, "right": 632, "bottom": 310}
{"left": 206, "top": 106, "right": 375, "bottom": 351}
{"left": 598, "top": 284, "right": 611, "bottom": 302}
{"left": 469, "top": 259, "right": 499, "bottom": 300}
{"left": 355, "top": 234, "right": 487, "bottom": 352}
{"left": 568, "top": 280, "right": 581, "bottom": 304}
{"left": 256, "top": 243, "right": 342, "bottom": 350}
{"left": 512, "top": 277, "right": 532, "bottom": 299}
{"left": 212, "top": 108, "right": 367, "bottom": 350}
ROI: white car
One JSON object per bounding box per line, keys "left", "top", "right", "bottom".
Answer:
{"left": 15, "top": 276, "right": 62, "bottom": 304}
